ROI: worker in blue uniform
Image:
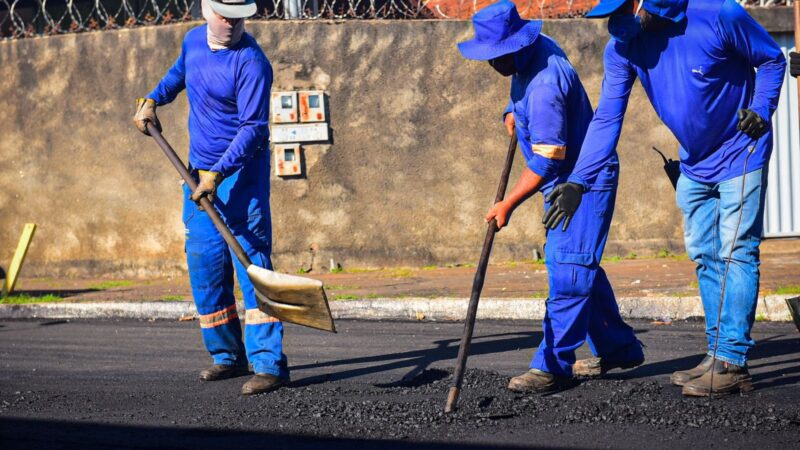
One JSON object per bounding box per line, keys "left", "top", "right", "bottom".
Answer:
{"left": 544, "top": 0, "right": 785, "bottom": 396}
{"left": 133, "top": 0, "right": 288, "bottom": 395}
{"left": 459, "top": 0, "right": 644, "bottom": 393}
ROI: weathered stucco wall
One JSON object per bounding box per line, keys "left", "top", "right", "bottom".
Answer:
{"left": 0, "top": 15, "right": 786, "bottom": 277}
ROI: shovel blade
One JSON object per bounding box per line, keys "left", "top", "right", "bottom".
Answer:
{"left": 246, "top": 265, "right": 336, "bottom": 333}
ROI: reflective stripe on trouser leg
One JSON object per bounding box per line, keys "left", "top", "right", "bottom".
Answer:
{"left": 183, "top": 183, "right": 246, "bottom": 368}
{"left": 229, "top": 213, "right": 288, "bottom": 379}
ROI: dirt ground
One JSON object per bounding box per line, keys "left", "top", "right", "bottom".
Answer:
{"left": 7, "top": 239, "right": 799, "bottom": 303}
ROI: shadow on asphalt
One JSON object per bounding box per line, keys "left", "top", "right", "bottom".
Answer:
{"left": 290, "top": 331, "right": 542, "bottom": 388}
{"left": 0, "top": 417, "right": 564, "bottom": 450}
{"left": 618, "top": 334, "right": 800, "bottom": 389}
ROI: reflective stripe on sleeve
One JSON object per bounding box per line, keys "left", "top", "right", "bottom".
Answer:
{"left": 532, "top": 144, "right": 567, "bottom": 160}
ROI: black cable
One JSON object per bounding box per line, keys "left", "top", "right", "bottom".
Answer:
{"left": 707, "top": 137, "right": 758, "bottom": 398}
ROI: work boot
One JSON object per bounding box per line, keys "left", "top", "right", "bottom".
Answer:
{"left": 241, "top": 373, "right": 289, "bottom": 395}
{"left": 507, "top": 369, "right": 565, "bottom": 393}
{"left": 670, "top": 355, "right": 714, "bottom": 386}
{"left": 681, "top": 359, "right": 753, "bottom": 397}
{"left": 573, "top": 341, "right": 645, "bottom": 377}
{"left": 199, "top": 364, "right": 249, "bottom": 381}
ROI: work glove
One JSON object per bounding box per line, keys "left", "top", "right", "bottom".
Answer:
{"left": 790, "top": 51, "right": 799, "bottom": 78}
{"left": 542, "top": 182, "right": 584, "bottom": 232}
{"left": 190, "top": 170, "right": 223, "bottom": 210}
{"left": 736, "top": 109, "right": 767, "bottom": 140}
{"left": 133, "top": 98, "right": 161, "bottom": 136}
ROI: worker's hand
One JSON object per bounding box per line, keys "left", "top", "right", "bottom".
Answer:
{"left": 542, "top": 182, "right": 584, "bottom": 232}
{"left": 134, "top": 98, "right": 161, "bottom": 136}
{"left": 504, "top": 113, "right": 515, "bottom": 137}
{"left": 790, "top": 51, "right": 799, "bottom": 78}
{"left": 485, "top": 200, "right": 514, "bottom": 230}
{"left": 737, "top": 109, "right": 767, "bottom": 140}
{"left": 191, "top": 170, "right": 223, "bottom": 210}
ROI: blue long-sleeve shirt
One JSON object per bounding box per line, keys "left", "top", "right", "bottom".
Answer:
{"left": 568, "top": 0, "right": 786, "bottom": 187}
{"left": 505, "top": 34, "right": 595, "bottom": 194}
{"left": 147, "top": 25, "right": 272, "bottom": 177}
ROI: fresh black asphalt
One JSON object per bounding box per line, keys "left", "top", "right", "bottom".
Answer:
{"left": 0, "top": 319, "right": 798, "bottom": 449}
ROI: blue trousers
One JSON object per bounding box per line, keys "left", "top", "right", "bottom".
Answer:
{"left": 182, "top": 151, "right": 288, "bottom": 378}
{"left": 676, "top": 168, "right": 767, "bottom": 367}
{"left": 531, "top": 163, "right": 642, "bottom": 376}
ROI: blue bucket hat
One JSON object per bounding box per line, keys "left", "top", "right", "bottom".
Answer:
{"left": 457, "top": 0, "right": 543, "bottom": 61}
{"left": 585, "top": 0, "right": 628, "bottom": 18}
{"left": 586, "top": 0, "right": 688, "bottom": 21}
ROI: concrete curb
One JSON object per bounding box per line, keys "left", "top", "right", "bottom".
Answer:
{"left": 0, "top": 295, "right": 797, "bottom": 322}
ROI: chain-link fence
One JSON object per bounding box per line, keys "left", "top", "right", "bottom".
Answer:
{"left": 0, "top": 0, "right": 793, "bottom": 39}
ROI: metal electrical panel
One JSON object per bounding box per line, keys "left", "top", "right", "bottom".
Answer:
{"left": 274, "top": 143, "right": 302, "bottom": 177}
{"left": 271, "top": 91, "right": 298, "bottom": 124}
{"left": 299, "top": 90, "right": 326, "bottom": 123}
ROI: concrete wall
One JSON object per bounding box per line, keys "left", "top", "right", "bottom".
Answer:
{"left": 0, "top": 12, "right": 789, "bottom": 277}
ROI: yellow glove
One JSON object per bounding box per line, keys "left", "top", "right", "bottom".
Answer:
{"left": 191, "top": 170, "right": 223, "bottom": 210}
{"left": 133, "top": 98, "right": 161, "bottom": 135}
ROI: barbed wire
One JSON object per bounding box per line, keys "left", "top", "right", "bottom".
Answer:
{"left": 0, "top": 0, "right": 792, "bottom": 39}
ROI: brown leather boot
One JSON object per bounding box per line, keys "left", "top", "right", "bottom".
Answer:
{"left": 670, "top": 355, "right": 714, "bottom": 386}
{"left": 241, "top": 373, "right": 289, "bottom": 395}
{"left": 681, "top": 359, "right": 753, "bottom": 397}
{"left": 507, "top": 369, "right": 566, "bottom": 393}
{"left": 199, "top": 364, "right": 249, "bottom": 381}
{"left": 573, "top": 355, "right": 645, "bottom": 377}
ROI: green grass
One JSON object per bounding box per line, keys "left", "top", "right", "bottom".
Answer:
{"left": 296, "top": 267, "right": 311, "bottom": 275}
{"left": 531, "top": 290, "right": 548, "bottom": 299}
{"left": 755, "top": 313, "right": 768, "bottom": 322}
{"left": 329, "top": 266, "right": 344, "bottom": 274}
{"left": 159, "top": 295, "right": 185, "bottom": 302}
{"left": 381, "top": 268, "right": 414, "bottom": 278}
{"left": 657, "top": 248, "right": 671, "bottom": 258}
{"left": 775, "top": 285, "right": 800, "bottom": 295}
{"left": 422, "top": 265, "right": 438, "bottom": 270}
{"left": 333, "top": 294, "right": 359, "bottom": 301}
{"left": 0, "top": 294, "right": 63, "bottom": 304}
{"left": 327, "top": 285, "right": 358, "bottom": 290}
{"left": 90, "top": 280, "right": 135, "bottom": 290}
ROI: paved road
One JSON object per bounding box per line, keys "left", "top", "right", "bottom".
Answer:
{"left": 0, "top": 319, "right": 798, "bottom": 449}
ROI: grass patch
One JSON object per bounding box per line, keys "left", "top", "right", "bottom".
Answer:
{"left": 90, "top": 280, "right": 135, "bottom": 290}
{"left": 381, "top": 268, "right": 414, "bottom": 278}
{"left": 333, "top": 294, "right": 359, "bottom": 301}
{"left": 160, "top": 295, "right": 185, "bottom": 302}
{"left": 531, "top": 290, "right": 548, "bottom": 299}
{"left": 342, "top": 267, "right": 381, "bottom": 274}
{"left": 657, "top": 248, "right": 671, "bottom": 258}
{"left": 775, "top": 285, "right": 800, "bottom": 295}
{"left": 605, "top": 255, "right": 623, "bottom": 263}
{"left": 0, "top": 294, "right": 63, "bottom": 304}
{"left": 329, "top": 266, "right": 344, "bottom": 274}
{"left": 444, "top": 263, "right": 476, "bottom": 269}
{"left": 689, "top": 281, "right": 699, "bottom": 289}
{"left": 327, "top": 285, "right": 358, "bottom": 291}
{"left": 755, "top": 313, "right": 768, "bottom": 322}
{"left": 296, "top": 267, "right": 311, "bottom": 275}
{"left": 422, "top": 265, "right": 438, "bottom": 270}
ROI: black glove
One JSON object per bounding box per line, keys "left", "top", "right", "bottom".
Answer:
{"left": 790, "top": 51, "right": 799, "bottom": 78}
{"left": 737, "top": 109, "right": 767, "bottom": 140}
{"left": 542, "top": 182, "right": 584, "bottom": 231}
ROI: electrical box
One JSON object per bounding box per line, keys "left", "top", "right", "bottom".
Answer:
{"left": 274, "top": 143, "right": 302, "bottom": 177}
{"left": 299, "top": 90, "right": 326, "bottom": 123}
{"left": 271, "top": 91, "right": 298, "bottom": 124}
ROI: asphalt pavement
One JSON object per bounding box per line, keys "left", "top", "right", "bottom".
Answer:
{"left": 0, "top": 319, "right": 798, "bottom": 449}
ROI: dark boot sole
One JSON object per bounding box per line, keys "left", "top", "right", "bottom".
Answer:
{"left": 199, "top": 367, "right": 250, "bottom": 382}
{"left": 681, "top": 378, "right": 754, "bottom": 397}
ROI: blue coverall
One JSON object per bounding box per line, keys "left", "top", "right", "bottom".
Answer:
{"left": 147, "top": 25, "right": 288, "bottom": 378}
{"left": 569, "top": 0, "right": 785, "bottom": 366}
{"left": 507, "top": 35, "right": 643, "bottom": 377}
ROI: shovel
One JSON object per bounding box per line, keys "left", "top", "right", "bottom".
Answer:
{"left": 146, "top": 123, "right": 336, "bottom": 333}
{"left": 445, "top": 131, "right": 517, "bottom": 413}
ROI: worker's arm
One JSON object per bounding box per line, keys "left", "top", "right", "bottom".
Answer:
{"left": 566, "top": 41, "right": 636, "bottom": 190}
{"left": 717, "top": 0, "right": 786, "bottom": 126}
{"left": 145, "top": 39, "right": 188, "bottom": 106}
{"left": 208, "top": 58, "right": 272, "bottom": 177}
{"left": 486, "top": 83, "right": 568, "bottom": 230}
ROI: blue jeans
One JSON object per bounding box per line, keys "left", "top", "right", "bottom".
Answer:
{"left": 531, "top": 162, "right": 643, "bottom": 376}
{"left": 676, "top": 168, "right": 768, "bottom": 367}
{"left": 182, "top": 151, "right": 288, "bottom": 378}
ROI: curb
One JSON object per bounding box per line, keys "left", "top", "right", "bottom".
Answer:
{"left": 0, "top": 295, "right": 796, "bottom": 322}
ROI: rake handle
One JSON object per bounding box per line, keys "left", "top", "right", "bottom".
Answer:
{"left": 445, "top": 130, "right": 517, "bottom": 413}
{"left": 146, "top": 123, "right": 253, "bottom": 268}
